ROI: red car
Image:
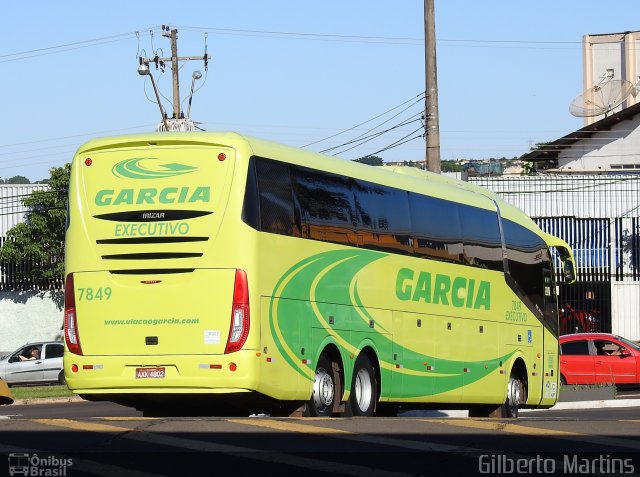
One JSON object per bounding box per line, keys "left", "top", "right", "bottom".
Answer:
{"left": 559, "top": 333, "right": 640, "bottom": 385}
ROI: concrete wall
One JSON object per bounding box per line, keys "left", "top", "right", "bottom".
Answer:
{"left": 558, "top": 115, "right": 640, "bottom": 173}
{"left": 611, "top": 282, "right": 640, "bottom": 340}
{"left": 582, "top": 31, "right": 640, "bottom": 126}
{"left": 0, "top": 290, "right": 64, "bottom": 354}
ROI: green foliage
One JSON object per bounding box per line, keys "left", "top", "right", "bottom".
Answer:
{"left": 441, "top": 160, "right": 462, "bottom": 172}
{"left": 0, "top": 164, "right": 70, "bottom": 283}
{"left": 0, "top": 175, "right": 30, "bottom": 184}
{"left": 353, "top": 155, "right": 384, "bottom": 166}
{"left": 400, "top": 160, "right": 423, "bottom": 169}
{"left": 522, "top": 161, "right": 536, "bottom": 174}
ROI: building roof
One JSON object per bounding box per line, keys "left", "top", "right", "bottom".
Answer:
{"left": 521, "top": 100, "right": 640, "bottom": 162}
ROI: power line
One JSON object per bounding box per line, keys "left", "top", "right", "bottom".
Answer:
{"left": 302, "top": 92, "right": 425, "bottom": 148}
{"left": 320, "top": 116, "right": 422, "bottom": 155}
{"left": 0, "top": 29, "right": 157, "bottom": 64}
{"left": 356, "top": 127, "right": 425, "bottom": 159}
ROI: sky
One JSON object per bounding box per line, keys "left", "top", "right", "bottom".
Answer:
{"left": 1, "top": 1, "right": 638, "bottom": 182}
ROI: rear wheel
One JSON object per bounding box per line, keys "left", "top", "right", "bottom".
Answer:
{"left": 503, "top": 374, "right": 525, "bottom": 418}
{"left": 305, "top": 355, "right": 338, "bottom": 417}
{"left": 560, "top": 375, "right": 567, "bottom": 385}
{"left": 347, "top": 354, "right": 377, "bottom": 416}
{"left": 58, "top": 371, "right": 66, "bottom": 385}
{"left": 468, "top": 373, "right": 526, "bottom": 418}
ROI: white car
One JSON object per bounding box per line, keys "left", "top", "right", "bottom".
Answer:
{"left": 0, "top": 342, "right": 65, "bottom": 385}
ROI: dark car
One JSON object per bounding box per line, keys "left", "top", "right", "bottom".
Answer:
{"left": 559, "top": 333, "right": 640, "bottom": 385}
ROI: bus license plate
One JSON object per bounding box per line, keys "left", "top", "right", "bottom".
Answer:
{"left": 135, "top": 367, "right": 165, "bottom": 379}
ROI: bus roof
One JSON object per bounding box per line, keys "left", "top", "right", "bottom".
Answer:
{"left": 74, "top": 131, "right": 545, "bottom": 238}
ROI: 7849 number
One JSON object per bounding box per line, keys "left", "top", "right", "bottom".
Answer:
{"left": 78, "top": 287, "right": 112, "bottom": 301}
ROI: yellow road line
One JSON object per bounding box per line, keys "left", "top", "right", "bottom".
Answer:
{"left": 33, "top": 418, "right": 131, "bottom": 433}
{"left": 420, "top": 418, "right": 640, "bottom": 451}
{"left": 423, "top": 418, "right": 580, "bottom": 437}
{"left": 228, "top": 417, "right": 487, "bottom": 453}
{"left": 228, "top": 417, "right": 352, "bottom": 435}
{"left": 95, "top": 416, "right": 159, "bottom": 421}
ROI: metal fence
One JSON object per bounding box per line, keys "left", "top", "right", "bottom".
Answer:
{"left": 0, "top": 184, "right": 63, "bottom": 291}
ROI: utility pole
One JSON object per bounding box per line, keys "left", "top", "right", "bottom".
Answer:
{"left": 425, "top": 0, "right": 441, "bottom": 173}
{"left": 138, "top": 25, "right": 209, "bottom": 131}
{"left": 169, "top": 28, "right": 181, "bottom": 119}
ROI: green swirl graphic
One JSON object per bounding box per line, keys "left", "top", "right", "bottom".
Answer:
{"left": 269, "top": 249, "right": 514, "bottom": 399}
{"left": 112, "top": 158, "right": 198, "bottom": 180}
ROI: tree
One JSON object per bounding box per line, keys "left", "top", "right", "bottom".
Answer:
{"left": 353, "top": 155, "right": 384, "bottom": 166}
{"left": 5, "top": 175, "right": 30, "bottom": 184}
{"left": 441, "top": 160, "right": 462, "bottom": 173}
{"left": 0, "top": 164, "right": 70, "bottom": 286}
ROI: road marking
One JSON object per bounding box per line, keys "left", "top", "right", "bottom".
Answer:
{"left": 421, "top": 418, "right": 640, "bottom": 451}
{"left": 424, "top": 418, "right": 580, "bottom": 436}
{"left": 32, "top": 418, "right": 414, "bottom": 477}
{"left": 33, "top": 418, "right": 132, "bottom": 433}
{"left": 229, "top": 417, "right": 487, "bottom": 453}
{"left": 228, "top": 417, "right": 352, "bottom": 434}
{"left": 96, "top": 416, "right": 159, "bottom": 421}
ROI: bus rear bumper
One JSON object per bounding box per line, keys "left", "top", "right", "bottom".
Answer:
{"left": 64, "top": 350, "right": 261, "bottom": 394}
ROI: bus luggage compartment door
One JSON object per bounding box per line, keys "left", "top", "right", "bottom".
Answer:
{"left": 71, "top": 269, "right": 236, "bottom": 356}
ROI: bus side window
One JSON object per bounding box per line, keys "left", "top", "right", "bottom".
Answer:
{"left": 352, "top": 180, "right": 412, "bottom": 255}
{"left": 293, "top": 166, "right": 357, "bottom": 246}
{"left": 503, "top": 219, "right": 548, "bottom": 317}
{"left": 409, "top": 193, "right": 462, "bottom": 264}
{"left": 459, "top": 206, "right": 503, "bottom": 272}
{"left": 241, "top": 158, "right": 260, "bottom": 230}
{"left": 254, "top": 158, "right": 299, "bottom": 237}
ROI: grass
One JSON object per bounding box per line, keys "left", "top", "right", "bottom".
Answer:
{"left": 8, "top": 385, "right": 75, "bottom": 401}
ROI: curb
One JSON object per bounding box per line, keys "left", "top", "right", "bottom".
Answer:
{"left": 400, "top": 399, "right": 640, "bottom": 418}
{"left": 10, "top": 396, "right": 85, "bottom": 406}
{"left": 532, "top": 398, "right": 640, "bottom": 411}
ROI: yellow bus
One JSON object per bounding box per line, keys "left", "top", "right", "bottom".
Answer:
{"left": 63, "top": 132, "right": 575, "bottom": 417}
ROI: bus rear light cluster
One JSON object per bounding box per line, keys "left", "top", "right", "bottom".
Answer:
{"left": 224, "top": 269, "right": 250, "bottom": 354}
{"left": 64, "top": 274, "right": 83, "bottom": 356}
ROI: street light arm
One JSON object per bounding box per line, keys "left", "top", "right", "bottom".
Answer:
{"left": 147, "top": 72, "right": 170, "bottom": 131}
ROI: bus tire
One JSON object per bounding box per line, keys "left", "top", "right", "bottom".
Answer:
{"left": 346, "top": 353, "right": 377, "bottom": 417}
{"left": 305, "top": 354, "right": 338, "bottom": 417}
{"left": 469, "top": 373, "right": 526, "bottom": 418}
{"left": 502, "top": 374, "right": 525, "bottom": 418}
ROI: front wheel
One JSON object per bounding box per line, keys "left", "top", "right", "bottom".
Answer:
{"left": 58, "top": 371, "right": 66, "bottom": 385}
{"left": 347, "top": 354, "right": 377, "bottom": 416}
{"left": 305, "top": 355, "right": 338, "bottom": 417}
{"left": 503, "top": 374, "right": 525, "bottom": 418}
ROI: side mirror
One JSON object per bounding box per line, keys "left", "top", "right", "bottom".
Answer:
{"left": 563, "top": 260, "right": 576, "bottom": 284}
{"left": 620, "top": 348, "right": 632, "bottom": 357}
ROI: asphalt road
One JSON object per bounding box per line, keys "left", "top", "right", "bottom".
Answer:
{"left": 0, "top": 400, "right": 639, "bottom": 477}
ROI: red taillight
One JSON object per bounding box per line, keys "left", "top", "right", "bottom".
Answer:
{"left": 224, "top": 269, "right": 250, "bottom": 354}
{"left": 64, "top": 274, "right": 83, "bottom": 355}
